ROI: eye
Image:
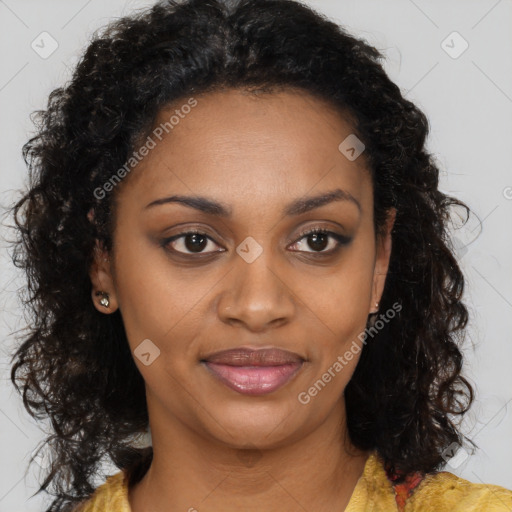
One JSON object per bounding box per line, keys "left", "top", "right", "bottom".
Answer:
{"left": 288, "top": 227, "right": 351, "bottom": 254}
{"left": 162, "top": 229, "right": 224, "bottom": 255}
{"left": 162, "top": 227, "right": 351, "bottom": 257}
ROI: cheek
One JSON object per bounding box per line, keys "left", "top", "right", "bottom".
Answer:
{"left": 296, "top": 241, "right": 375, "bottom": 362}
{"left": 111, "top": 236, "right": 197, "bottom": 349}
{"left": 303, "top": 245, "right": 375, "bottom": 322}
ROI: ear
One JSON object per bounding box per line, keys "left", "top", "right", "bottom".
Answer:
{"left": 87, "top": 207, "right": 118, "bottom": 313}
{"left": 369, "top": 208, "right": 396, "bottom": 314}
{"left": 89, "top": 238, "right": 119, "bottom": 314}
{"left": 87, "top": 193, "right": 119, "bottom": 314}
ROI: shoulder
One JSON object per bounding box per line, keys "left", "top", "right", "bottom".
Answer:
{"left": 364, "top": 451, "right": 512, "bottom": 512}
{"left": 406, "top": 470, "right": 512, "bottom": 512}
{"left": 72, "top": 471, "right": 131, "bottom": 512}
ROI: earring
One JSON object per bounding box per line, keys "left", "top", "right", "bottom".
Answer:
{"left": 95, "top": 291, "right": 110, "bottom": 308}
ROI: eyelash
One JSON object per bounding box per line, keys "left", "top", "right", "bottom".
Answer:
{"left": 162, "top": 227, "right": 351, "bottom": 257}
{"left": 291, "top": 227, "right": 352, "bottom": 253}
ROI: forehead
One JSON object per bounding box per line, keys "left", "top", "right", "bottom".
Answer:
{"left": 118, "top": 88, "right": 372, "bottom": 215}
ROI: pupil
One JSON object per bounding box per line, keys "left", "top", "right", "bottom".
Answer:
{"left": 185, "top": 233, "right": 207, "bottom": 252}
{"left": 309, "top": 233, "right": 327, "bottom": 251}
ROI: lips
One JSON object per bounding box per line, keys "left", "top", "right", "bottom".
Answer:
{"left": 201, "top": 347, "right": 305, "bottom": 395}
{"left": 203, "top": 347, "right": 304, "bottom": 366}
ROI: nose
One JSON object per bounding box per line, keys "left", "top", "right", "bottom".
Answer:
{"left": 216, "top": 250, "right": 295, "bottom": 332}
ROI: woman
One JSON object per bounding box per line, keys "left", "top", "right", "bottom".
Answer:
{"left": 9, "top": 0, "right": 512, "bottom": 510}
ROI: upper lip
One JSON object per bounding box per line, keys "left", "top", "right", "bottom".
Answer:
{"left": 202, "top": 347, "right": 304, "bottom": 366}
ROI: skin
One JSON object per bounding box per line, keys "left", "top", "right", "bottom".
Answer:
{"left": 89, "top": 88, "right": 396, "bottom": 512}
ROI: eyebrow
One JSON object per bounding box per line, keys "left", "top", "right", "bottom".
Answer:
{"left": 144, "top": 188, "right": 361, "bottom": 216}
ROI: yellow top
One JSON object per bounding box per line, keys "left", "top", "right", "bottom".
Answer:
{"left": 74, "top": 451, "right": 512, "bottom": 511}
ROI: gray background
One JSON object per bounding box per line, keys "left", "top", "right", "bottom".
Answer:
{"left": 1, "top": 0, "right": 511, "bottom": 510}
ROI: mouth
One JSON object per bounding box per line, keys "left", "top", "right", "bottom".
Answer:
{"left": 200, "top": 347, "right": 305, "bottom": 395}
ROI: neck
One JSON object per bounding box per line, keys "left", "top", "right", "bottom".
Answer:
{"left": 128, "top": 399, "right": 369, "bottom": 512}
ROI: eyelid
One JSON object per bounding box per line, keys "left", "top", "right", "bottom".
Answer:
{"left": 287, "top": 224, "right": 351, "bottom": 245}
{"left": 162, "top": 229, "right": 224, "bottom": 254}
{"left": 287, "top": 227, "right": 352, "bottom": 252}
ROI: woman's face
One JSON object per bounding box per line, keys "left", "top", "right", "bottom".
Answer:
{"left": 90, "top": 88, "right": 394, "bottom": 449}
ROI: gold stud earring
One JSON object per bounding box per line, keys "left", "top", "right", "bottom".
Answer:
{"left": 95, "top": 291, "right": 110, "bottom": 308}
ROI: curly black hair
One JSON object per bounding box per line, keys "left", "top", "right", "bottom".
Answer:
{"left": 7, "top": 0, "right": 476, "bottom": 510}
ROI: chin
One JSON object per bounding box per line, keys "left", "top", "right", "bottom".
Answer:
{"left": 200, "top": 401, "right": 305, "bottom": 448}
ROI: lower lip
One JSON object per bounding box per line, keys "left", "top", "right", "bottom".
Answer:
{"left": 203, "top": 361, "right": 303, "bottom": 395}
